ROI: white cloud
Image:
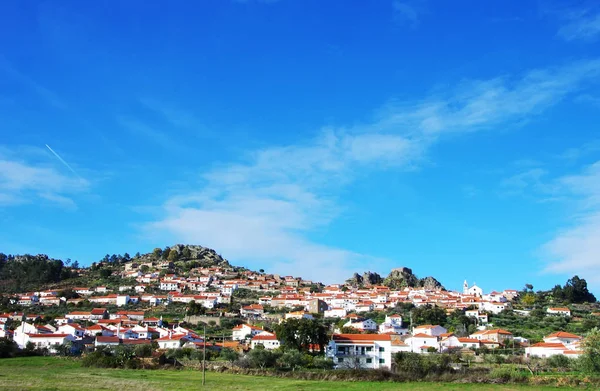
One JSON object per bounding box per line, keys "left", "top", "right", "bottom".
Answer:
{"left": 144, "top": 59, "right": 600, "bottom": 283}
{"left": 0, "top": 147, "right": 88, "bottom": 208}
{"left": 393, "top": 1, "right": 423, "bottom": 28}
{"left": 557, "top": 8, "right": 600, "bottom": 42}
{"left": 542, "top": 162, "right": 600, "bottom": 287}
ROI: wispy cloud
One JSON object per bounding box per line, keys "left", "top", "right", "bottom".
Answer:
{"left": 143, "top": 59, "right": 600, "bottom": 283}
{"left": 542, "top": 161, "right": 600, "bottom": 287}
{"left": 557, "top": 7, "right": 600, "bottom": 42}
{"left": 0, "top": 146, "right": 88, "bottom": 208}
{"left": 392, "top": 1, "right": 424, "bottom": 28}
{"left": 0, "top": 56, "right": 67, "bottom": 110}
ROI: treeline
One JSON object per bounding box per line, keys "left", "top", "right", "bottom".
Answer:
{"left": 0, "top": 253, "right": 75, "bottom": 293}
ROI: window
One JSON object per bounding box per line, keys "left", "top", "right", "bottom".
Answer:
{"left": 379, "top": 359, "right": 385, "bottom": 364}
{"left": 338, "top": 357, "right": 343, "bottom": 363}
{"left": 366, "top": 358, "right": 372, "bottom": 364}
{"left": 379, "top": 347, "right": 384, "bottom": 352}
{"left": 366, "top": 347, "right": 372, "bottom": 352}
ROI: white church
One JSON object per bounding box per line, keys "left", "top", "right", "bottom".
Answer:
{"left": 463, "top": 280, "right": 483, "bottom": 297}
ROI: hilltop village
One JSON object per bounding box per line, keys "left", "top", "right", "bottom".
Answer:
{"left": 0, "top": 245, "right": 597, "bottom": 370}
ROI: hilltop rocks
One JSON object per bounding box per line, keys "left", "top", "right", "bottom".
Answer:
{"left": 383, "top": 267, "right": 419, "bottom": 289}
{"left": 345, "top": 271, "right": 383, "bottom": 287}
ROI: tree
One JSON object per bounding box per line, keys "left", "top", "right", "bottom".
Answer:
{"left": 167, "top": 250, "right": 179, "bottom": 262}
{"left": 554, "top": 276, "right": 596, "bottom": 303}
{"left": 220, "top": 348, "right": 239, "bottom": 363}
{"left": 521, "top": 293, "right": 536, "bottom": 308}
{"left": 140, "top": 265, "right": 150, "bottom": 274}
{"left": 274, "top": 318, "right": 328, "bottom": 353}
{"left": 412, "top": 305, "right": 447, "bottom": 326}
{"left": 581, "top": 327, "right": 600, "bottom": 373}
{"left": 259, "top": 269, "right": 265, "bottom": 273}
{"left": 162, "top": 247, "right": 171, "bottom": 260}
{"left": 277, "top": 350, "right": 306, "bottom": 371}
{"left": 247, "top": 345, "right": 279, "bottom": 369}
{"left": 71, "top": 260, "right": 80, "bottom": 269}
{"left": 182, "top": 247, "right": 192, "bottom": 259}
{"left": 153, "top": 248, "right": 162, "bottom": 258}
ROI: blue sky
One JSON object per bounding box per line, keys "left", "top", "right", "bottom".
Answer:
{"left": 1, "top": 0, "right": 600, "bottom": 293}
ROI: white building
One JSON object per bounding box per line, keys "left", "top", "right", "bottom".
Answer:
{"left": 250, "top": 332, "right": 280, "bottom": 350}
{"left": 343, "top": 318, "right": 378, "bottom": 332}
{"left": 327, "top": 334, "right": 409, "bottom": 370}
{"left": 413, "top": 325, "right": 447, "bottom": 337}
{"left": 463, "top": 280, "right": 483, "bottom": 297}
{"left": 232, "top": 324, "right": 264, "bottom": 341}
{"left": 547, "top": 307, "right": 571, "bottom": 317}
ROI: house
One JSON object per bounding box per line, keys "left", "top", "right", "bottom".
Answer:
{"left": 469, "top": 329, "right": 513, "bottom": 343}
{"left": 324, "top": 308, "right": 347, "bottom": 318}
{"left": 405, "top": 333, "right": 440, "bottom": 353}
{"left": 525, "top": 342, "right": 582, "bottom": 358}
{"left": 343, "top": 317, "right": 378, "bottom": 332}
{"left": 327, "top": 334, "right": 400, "bottom": 369}
{"left": 413, "top": 325, "right": 447, "bottom": 337}
{"left": 85, "top": 324, "right": 114, "bottom": 337}
{"left": 116, "top": 311, "right": 145, "bottom": 322}
{"left": 457, "top": 337, "right": 481, "bottom": 349}
{"left": 95, "top": 336, "right": 120, "bottom": 347}
{"left": 65, "top": 311, "right": 92, "bottom": 322}
{"left": 547, "top": 307, "right": 571, "bottom": 317}
{"left": 157, "top": 334, "right": 189, "bottom": 349}
{"left": 285, "top": 311, "right": 314, "bottom": 320}
{"left": 240, "top": 304, "right": 265, "bottom": 318}
{"left": 58, "top": 324, "right": 86, "bottom": 339}
{"left": 25, "top": 333, "right": 76, "bottom": 353}
{"left": 544, "top": 331, "right": 581, "bottom": 346}
{"left": 232, "top": 324, "right": 264, "bottom": 341}
{"left": 465, "top": 310, "right": 489, "bottom": 324}
{"left": 250, "top": 332, "right": 280, "bottom": 350}
{"left": 90, "top": 308, "right": 108, "bottom": 321}
{"left": 143, "top": 317, "right": 163, "bottom": 327}
{"left": 378, "top": 314, "right": 408, "bottom": 335}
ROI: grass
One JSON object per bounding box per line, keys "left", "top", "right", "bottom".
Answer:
{"left": 0, "top": 357, "right": 583, "bottom": 391}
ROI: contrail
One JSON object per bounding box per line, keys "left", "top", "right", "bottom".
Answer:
{"left": 45, "top": 144, "right": 81, "bottom": 178}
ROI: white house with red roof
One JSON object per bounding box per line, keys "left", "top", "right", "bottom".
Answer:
{"left": 413, "top": 325, "right": 447, "bottom": 337}
{"left": 232, "top": 324, "right": 264, "bottom": 341}
{"left": 250, "top": 332, "right": 280, "bottom": 350}
{"left": 547, "top": 307, "right": 571, "bottom": 317}
{"left": 327, "top": 334, "right": 408, "bottom": 369}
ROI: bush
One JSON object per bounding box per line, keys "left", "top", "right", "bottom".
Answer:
{"left": 489, "top": 366, "right": 529, "bottom": 383}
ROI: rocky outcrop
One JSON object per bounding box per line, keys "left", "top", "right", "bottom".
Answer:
{"left": 345, "top": 271, "right": 383, "bottom": 287}
{"left": 378, "top": 267, "right": 445, "bottom": 290}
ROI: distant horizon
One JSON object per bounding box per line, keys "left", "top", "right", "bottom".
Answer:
{"left": 1, "top": 1, "right": 600, "bottom": 295}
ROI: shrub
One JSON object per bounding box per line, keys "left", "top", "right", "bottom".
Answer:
{"left": 489, "top": 366, "right": 529, "bottom": 383}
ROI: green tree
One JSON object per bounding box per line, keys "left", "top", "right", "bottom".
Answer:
{"left": 277, "top": 350, "right": 306, "bottom": 371}
{"left": 140, "top": 265, "right": 150, "bottom": 274}
{"left": 274, "top": 318, "right": 328, "bottom": 353}
{"left": 162, "top": 247, "right": 171, "bottom": 260}
{"left": 182, "top": 247, "right": 192, "bottom": 259}
{"left": 522, "top": 293, "right": 536, "bottom": 308}
{"left": 412, "top": 305, "right": 447, "bottom": 326}
{"left": 152, "top": 248, "right": 162, "bottom": 258}
{"left": 581, "top": 327, "right": 600, "bottom": 373}
{"left": 247, "top": 345, "right": 279, "bottom": 369}
{"left": 220, "top": 348, "right": 239, "bottom": 363}
{"left": 167, "top": 250, "right": 179, "bottom": 262}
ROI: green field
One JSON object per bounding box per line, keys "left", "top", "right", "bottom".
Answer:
{"left": 0, "top": 357, "right": 580, "bottom": 391}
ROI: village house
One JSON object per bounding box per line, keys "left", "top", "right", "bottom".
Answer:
{"left": 327, "top": 334, "right": 408, "bottom": 370}
{"left": 250, "top": 332, "right": 280, "bottom": 350}
{"left": 413, "top": 325, "right": 448, "bottom": 337}
{"left": 232, "top": 324, "right": 264, "bottom": 341}
{"left": 547, "top": 307, "right": 571, "bottom": 317}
